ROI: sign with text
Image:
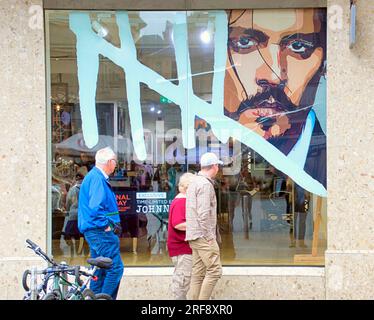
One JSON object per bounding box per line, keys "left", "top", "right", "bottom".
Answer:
{"left": 114, "top": 189, "right": 136, "bottom": 214}
{"left": 136, "top": 192, "right": 171, "bottom": 216}
{"left": 136, "top": 192, "right": 167, "bottom": 200}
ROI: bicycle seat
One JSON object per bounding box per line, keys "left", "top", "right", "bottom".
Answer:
{"left": 87, "top": 257, "right": 112, "bottom": 269}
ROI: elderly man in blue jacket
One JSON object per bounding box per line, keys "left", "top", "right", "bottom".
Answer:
{"left": 78, "top": 147, "right": 123, "bottom": 300}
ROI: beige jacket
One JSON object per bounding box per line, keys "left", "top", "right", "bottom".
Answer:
{"left": 185, "top": 173, "right": 218, "bottom": 242}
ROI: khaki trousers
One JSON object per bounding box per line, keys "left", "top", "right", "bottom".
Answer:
{"left": 171, "top": 254, "right": 192, "bottom": 300}
{"left": 188, "top": 238, "right": 222, "bottom": 300}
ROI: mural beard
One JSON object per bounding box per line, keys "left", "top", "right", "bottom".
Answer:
{"left": 225, "top": 85, "right": 311, "bottom": 155}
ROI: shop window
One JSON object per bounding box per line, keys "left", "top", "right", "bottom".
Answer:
{"left": 47, "top": 8, "right": 327, "bottom": 266}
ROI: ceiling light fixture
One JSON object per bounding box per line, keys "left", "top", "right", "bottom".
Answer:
{"left": 200, "top": 30, "right": 211, "bottom": 44}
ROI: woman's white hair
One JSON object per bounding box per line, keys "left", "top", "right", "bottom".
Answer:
{"left": 95, "top": 147, "right": 116, "bottom": 165}
{"left": 178, "top": 172, "right": 196, "bottom": 193}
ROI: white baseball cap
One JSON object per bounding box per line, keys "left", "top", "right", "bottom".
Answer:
{"left": 200, "top": 152, "right": 224, "bottom": 167}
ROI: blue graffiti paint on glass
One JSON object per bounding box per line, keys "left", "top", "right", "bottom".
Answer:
{"left": 69, "top": 11, "right": 326, "bottom": 197}
{"left": 287, "top": 110, "right": 316, "bottom": 167}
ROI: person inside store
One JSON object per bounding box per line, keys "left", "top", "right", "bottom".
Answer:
{"left": 185, "top": 152, "right": 223, "bottom": 300}
{"left": 51, "top": 172, "right": 69, "bottom": 255}
{"left": 167, "top": 165, "right": 177, "bottom": 199}
{"left": 63, "top": 172, "right": 88, "bottom": 256}
{"left": 79, "top": 152, "right": 95, "bottom": 172}
{"left": 293, "top": 183, "right": 311, "bottom": 248}
{"left": 121, "top": 211, "right": 140, "bottom": 255}
{"left": 78, "top": 147, "right": 124, "bottom": 300}
{"left": 167, "top": 172, "right": 195, "bottom": 300}
{"left": 138, "top": 163, "right": 152, "bottom": 191}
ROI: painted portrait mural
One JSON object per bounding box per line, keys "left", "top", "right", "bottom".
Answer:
{"left": 224, "top": 9, "right": 326, "bottom": 191}
{"left": 69, "top": 8, "right": 326, "bottom": 197}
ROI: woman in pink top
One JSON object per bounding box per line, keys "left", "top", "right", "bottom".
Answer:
{"left": 167, "top": 172, "right": 195, "bottom": 300}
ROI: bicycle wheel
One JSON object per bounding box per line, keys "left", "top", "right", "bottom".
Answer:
{"left": 82, "top": 288, "right": 96, "bottom": 300}
{"left": 43, "top": 289, "right": 62, "bottom": 300}
{"left": 22, "top": 269, "right": 31, "bottom": 291}
{"left": 23, "top": 288, "right": 44, "bottom": 300}
{"left": 94, "top": 293, "right": 113, "bottom": 300}
{"left": 22, "top": 292, "right": 31, "bottom": 300}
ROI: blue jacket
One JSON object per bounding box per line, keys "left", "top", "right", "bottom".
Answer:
{"left": 78, "top": 167, "right": 120, "bottom": 233}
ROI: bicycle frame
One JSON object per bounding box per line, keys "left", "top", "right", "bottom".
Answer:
{"left": 65, "top": 266, "right": 98, "bottom": 300}
{"left": 24, "top": 239, "right": 108, "bottom": 300}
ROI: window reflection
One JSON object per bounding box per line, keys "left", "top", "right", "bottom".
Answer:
{"left": 48, "top": 9, "right": 326, "bottom": 266}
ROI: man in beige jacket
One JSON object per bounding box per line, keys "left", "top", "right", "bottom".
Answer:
{"left": 185, "top": 152, "right": 223, "bottom": 300}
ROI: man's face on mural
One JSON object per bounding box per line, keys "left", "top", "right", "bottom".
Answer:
{"left": 224, "top": 9, "right": 325, "bottom": 145}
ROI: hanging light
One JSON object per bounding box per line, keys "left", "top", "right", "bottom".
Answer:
{"left": 200, "top": 30, "right": 211, "bottom": 44}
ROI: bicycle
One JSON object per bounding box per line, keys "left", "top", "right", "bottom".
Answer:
{"left": 23, "top": 239, "right": 113, "bottom": 300}
{"left": 22, "top": 239, "right": 67, "bottom": 300}
{"left": 64, "top": 257, "right": 114, "bottom": 300}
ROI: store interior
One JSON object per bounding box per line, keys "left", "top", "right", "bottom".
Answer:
{"left": 48, "top": 10, "right": 327, "bottom": 266}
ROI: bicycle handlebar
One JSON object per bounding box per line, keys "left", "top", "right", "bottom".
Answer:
{"left": 25, "top": 239, "right": 56, "bottom": 266}
{"left": 42, "top": 264, "right": 92, "bottom": 277}
{"left": 25, "top": 239, "right": 95, "bottom": 278}
{"left": 26, "top": 239, "right": 38, "bottom": 249}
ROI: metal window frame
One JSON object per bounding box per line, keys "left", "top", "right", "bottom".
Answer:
{"left": 43, "top": 0, "right": 327, "bottom": 10}
{"left": 44, "top": 0, "right": 327, "bottom": 263}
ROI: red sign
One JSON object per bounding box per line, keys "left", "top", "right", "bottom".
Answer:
{"left": 114, "top": 190, "right": 136, "bottom": 214}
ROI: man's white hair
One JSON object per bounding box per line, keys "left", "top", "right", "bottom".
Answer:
{"left": 95, "top": 147, "right": 116, "bottom": 165}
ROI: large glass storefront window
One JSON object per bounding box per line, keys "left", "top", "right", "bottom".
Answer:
{"left": 47, "top": 8, "right": 327, "bottom": 266}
